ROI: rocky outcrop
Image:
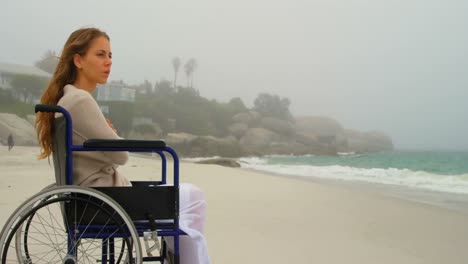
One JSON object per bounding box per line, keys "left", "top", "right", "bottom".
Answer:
{"left": 164, "top": 133, "right": 241, "bottom": 157}
{"left": 165, "top": 132, "right": 197, "bottom": 145}
{"left": 195, "top": 158, "right": 241, "bottom": 167}
{"left": 228, "top": 122, "right": 248, "bottom": 139}
{"left": 239, "top": 128, "right": 280, "bottom": 155}
{"left": 259, "top": 117, "right": 295, "bottom": 137}
{"left": 344, "top": 129, "right": 393, "bottom": 153}
{"left": 0, "top": 107, "right": 394, "bottom": 157}
{"left": 127, "top": 123, "right": 163, "bottom": 140}
{"left": 232, "top": 111, "right": 261, "bottom": 126}
{"left": 190, "top": 135, "right": 241, "bottom": 157}
{"left": 295, "top": 116, "right": 344, "bottom": 136}
{"left": 0, "top": 113, "right": 37, "bottom": 146}
{"left": 292, "top": 116, "right": 393, "bottom": 154}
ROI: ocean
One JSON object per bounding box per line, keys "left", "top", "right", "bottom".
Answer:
{"left": 239, "top": 151, "right": 468, "bottom": 195}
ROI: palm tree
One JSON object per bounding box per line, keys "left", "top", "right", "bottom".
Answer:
{"left": 188, "top": 58, "right": 197, "bottom": 89}
{"left": 184, "top": 60, "right": 192, "bottom": 88}
{"left": 172, "top": 57, "right": 181, "bottom": 91}
{"left": 184, "top": 58, "right": 197, "bottom": 89}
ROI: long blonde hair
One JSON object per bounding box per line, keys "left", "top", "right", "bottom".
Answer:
{"left": 36, "top": 27, "right": 110, "bottom": 159}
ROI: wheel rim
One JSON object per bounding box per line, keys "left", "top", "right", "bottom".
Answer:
{"left": 0, "top": 186, "right": 141, "bottom": 264}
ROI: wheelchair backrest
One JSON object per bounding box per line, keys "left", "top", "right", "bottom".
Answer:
{"left": 52, "top": 116, "right": 67, "bottom": 186}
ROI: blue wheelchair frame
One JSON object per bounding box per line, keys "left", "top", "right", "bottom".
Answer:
{"left": 35, "top": 104, "right": 186, "bottom": 263}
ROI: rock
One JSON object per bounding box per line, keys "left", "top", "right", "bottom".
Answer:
{"left": 228, "top": 122, "right": 248, "bottom": 139}
{"left": 128, "top": 123, "right": 163, "bottom": 140}
{"left": 190, "top": 135, "right": 241, "bottom": 157}
{"left": 295, "top": 132, "right": 318, "bottom": 146}
{"left": 0, "top": 113, "right": 37, "bottom": 146}
{"left": 268, "top": 141, "right": 309, "bottom": 155}
{"left": 240, "top": 128, "right": 280, "bottom": 155}
{"left": 232, "top": 111, "right": 261, "bottom": 125}
{"left": 259, "top": 117, "right": 295, "bottom": 136}
{"left": 295, "top": 116, "right": 344, "bottom": 136}
{"left": 164, "top": 133, "right": 242, "bottom": 157}
{"left": 165, "top": 132, "right": 197, "bottom": 145}
{"left": 195, "top": 158, "right": 241, "bottom": 168}
{"left": 344, "top": 129, "right": 393, "bottom": 153}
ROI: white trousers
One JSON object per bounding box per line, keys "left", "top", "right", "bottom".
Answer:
{"left": 164, "top": 183, "right": 211, "bottom": 264}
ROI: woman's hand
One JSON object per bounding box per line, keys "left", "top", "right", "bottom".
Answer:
{"left": 105, "top": 118, "right": 118, "bottom": 133}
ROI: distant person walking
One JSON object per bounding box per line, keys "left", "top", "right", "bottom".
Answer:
{"left": 7, "top": 133, "right": 14, "bottom": 151}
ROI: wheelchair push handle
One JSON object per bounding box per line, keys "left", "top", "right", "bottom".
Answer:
{"left": 35, "top": 104, "right": 64, "bottom": 113}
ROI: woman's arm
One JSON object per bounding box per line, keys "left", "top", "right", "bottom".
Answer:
{"left": 68, "top": 92, "right": 129, "bottom": 165}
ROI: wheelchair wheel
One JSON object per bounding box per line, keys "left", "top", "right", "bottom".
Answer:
{"left": 0, "top": 186, "right": 142, "bottom": 263}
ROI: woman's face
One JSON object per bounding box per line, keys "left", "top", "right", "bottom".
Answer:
{"left": 74, "top": 36, "right": 112, "bottom": 89}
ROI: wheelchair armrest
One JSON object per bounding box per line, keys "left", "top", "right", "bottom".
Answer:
{"left": 131, "top": 181, "right": 164, "bottom": 187}
{"left": 83, "top": 139, "right": 166, "bottom": 149}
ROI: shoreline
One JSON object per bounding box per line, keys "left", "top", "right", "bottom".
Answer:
{"left": 137, "top": 150, "right": 468, "bottom": 215}
{"left": 240, "top": 166, "right": 468, "bottom": 215}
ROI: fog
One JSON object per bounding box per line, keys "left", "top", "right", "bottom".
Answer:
{"left": 1, "top": 0, "right": 467, "bottom": 150}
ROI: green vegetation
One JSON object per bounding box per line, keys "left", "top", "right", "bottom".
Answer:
{"left": 253, "top": 93, "right": 293, "bottom": 121}
{"left": 0, "top": 90, "right": 34, "bottom": 118}
{"left": 133, "top": 81, "right": 249, "bottom": 137}
{"left": 100, "top": 101, "right": 134, "bottom": 137}
{"left": 10, "top": 74, "right": 48, "bottom": 103}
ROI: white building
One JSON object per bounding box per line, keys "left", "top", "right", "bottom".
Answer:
{"left": 0, "top": 62, "right": 51, "bottom": 90}
{"left": 96, "top": 82, "right": 135, "bottom": 102}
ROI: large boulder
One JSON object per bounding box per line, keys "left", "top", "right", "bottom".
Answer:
{"left": 195, "top": 158, "right": 241, "bottom": 167}
{"left": 294, "top": 116, "right": 363, "bottom": 155}
{"left": 0, "top": 113, "right": 37, "bottom": 146}
{"left": 165, "top": 132, "right": 197, "bottom": 145}
{"left": 259, "top": 117, "right": 295, "bottom": 137}
{"left": 190, "top": 135, "right": 241, "bottom": 157}
{"left": 268, "top": 141, "right": 310, "bottom": 155}
{"left": 228, "top": 122, "right": 248, "bottom": 139}
{"left": 232, "top": 111, "right": 261, "bottom": 126}
{"left": 164, "top": 133, "right": 242, "bottom": 157}
{"left": 127, "top": 123, "right": 163, "bottom": 140}
{"left": 240, "top": 128, "right": 280, "bottom": 155}
{"left": 295, "top": 116, "right": 344, "bottom": 136}
{"left": 295, "top": 132, "right": 318, "bottom": 146}
{"left": 344, "top": 129, "right": 393, "bottom": 153}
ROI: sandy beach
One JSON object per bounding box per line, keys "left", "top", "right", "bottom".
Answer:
{"left": 1, "top": 146, "right": 468, "bottom": 263}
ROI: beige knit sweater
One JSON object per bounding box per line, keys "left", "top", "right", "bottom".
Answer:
{"left": 56, "top": 84, "right": 131, "bottom": 187}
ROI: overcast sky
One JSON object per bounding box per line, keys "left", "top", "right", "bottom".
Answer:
{"left": 1, "top": 0, "right": 467, "bottom": 150}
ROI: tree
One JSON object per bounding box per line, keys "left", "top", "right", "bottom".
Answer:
{"left": 172, "top": 57, "right": 181, "bottom": 91}
{"left": 142, "top": 80, "right": 153, "bottom": 94}
{"left": 10, "top": 74, "right": 49, "bottom": 103}
{"left": 154, "top": 79, "right": 173, "bottom": 95}
{"left": 228, "top": 97, "right": 247, "bottom": 113}
{"left": 35, "top": 50, "right": 59, "bottom": 74}
{"left": 253, "top": 93, "right": 293, "bottom": 121}
{"left": 105, "top": 101, "right": 134, "bottom": 137}
{"left": 184, "top": 58, "right": 197, "bottom": 89}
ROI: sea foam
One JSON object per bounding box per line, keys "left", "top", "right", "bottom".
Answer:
{"left": 239, "top": 156, "right": 468, "bottom": 194}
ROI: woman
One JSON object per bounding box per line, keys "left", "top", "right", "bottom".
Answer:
{"left": 35, "top": 27, "right": 210, "bottom": 264}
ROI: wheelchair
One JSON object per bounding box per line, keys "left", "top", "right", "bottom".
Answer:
{"left": 0, "top": 104, "right": 186, "bottom": 263}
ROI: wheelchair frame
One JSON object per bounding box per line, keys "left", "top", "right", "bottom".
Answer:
{"left": 0, "top": 104, "right": 187, "bottom": 264}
